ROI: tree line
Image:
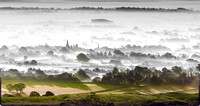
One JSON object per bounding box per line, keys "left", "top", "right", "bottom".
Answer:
{"left": 2, "top": 65, "right": 199, "bottom": 87}
{"left": 93, "top": 66, "right": 199, "bottom": 86}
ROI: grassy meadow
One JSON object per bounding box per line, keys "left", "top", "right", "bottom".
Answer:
{"left": 2, "top": 92, "right": 199, "bottom": 105}
{"left": 1, "top": 79, "right": 90, "bottom": 90}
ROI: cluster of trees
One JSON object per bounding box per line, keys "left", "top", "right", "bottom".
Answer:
{"left": 2, "top": 68, "right": 81, "bottom": 82}
{"left": 23, "top": 60, "right": 38, "bottom": 66}
{"left": 85, "top": 44, "right": 198, "bottom": 61}
{"left": 60, "top": 47, "right": 69, "bottom": 53}
{"left": 0, "top": 7, "right": 59, "bottom": 10}
{"left": 93, "top": 66, "right": 198, "bottom": 86}
{"left": 6, "top": 83, "right": 26, "bottom": 93}
{"left": 91, "top": 19, "right": 113, "bottom": 23}
{"left": 1, "top": 67, "right": 101, "bottom": 83}
{"left": 89, "top": 51, "right": 112, "bottom": 59}
{"left": 109, "top": 60, "right": 122, "bottom": 66}
{"left": 2, "top": 65, "right": 199, "bottom": 87}
{"left": 1, "top": 44, "right": 198, "bottom": 67}
{"left": 71, "top": 7, "right": 192, "bottom": 12}
{"left": 88, "top": 49, "right": 179, "bottom": 61}
{"left": 0, "top": 45, "right": 8, "bottom": 51}
{"left": 0, "top": 43, "right": 80, "bottom": 60}
{"left": 117, "top": 45, "right": 171, "bottom": 54}
{"left": 113, "top": 50, "right": 125, "bottom": 56}
{"left": 115, "top": 7, "right": 191, "bottom": 12}
{"left": 186, "top": 59, "right": 199, "bottom": 63}
{"left": 130, "top": 52, "right": 177, "bottom": 59}
{"left": 30, "top": 91, "right": 54, "bottom": 97}
{"left": 130, "top": 52, "right": 156, "bottom": 59}
{"left": 3, "top": 89, "right": 55, "bottom": 97}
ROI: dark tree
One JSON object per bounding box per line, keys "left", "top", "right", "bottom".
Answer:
{"left": 113, "top": 49, "right": 124, "bottom": 56}
{"left": 77, "top": 53, "right": 90, "bottom": 63}
{"left": 1, "top": 45, "right": 8, "bottom": 51}
{"left": 30, "top": 91, "right": 40, "bottom": 97}
{"left": 112, "top": 67, "right": 119, "bottom": 75}
{"left": 43, "top": 91, "right": 54, "bottom": 96}
{"left": 47, "top": 51, "right": 54, "bottom": 56}
{"left": 30, "top": 60, "right": 38, "bottom": 65}
{"left": 108, "top": 51, "right": 112, "bottom": 56}
{"left": 172, "top": 66, "right": 182, "bottom": 76}
{"left": 8, "top": 69, "right": 22, "bottom": 77}
{"left": 75, "top": 69, "right": 90, "bottom": 81}
{"left": 6, "top": 84, "right": 13, "bottom": 92}
{"left": 60, "top": 47, "right": 69, "bottom": 53}
{"left": 24, "top": 61, "right": 29, "bottom": 65}
{"left": 109, "top": 60, "right": 122, "bottom": 65}
{"left": 12, "top": 83, "right": 26, "bottom": 93}
{"left": 19, "top": 47, "right": 28, "bottom": 52}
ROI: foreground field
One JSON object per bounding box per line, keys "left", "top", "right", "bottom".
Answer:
{"left": 2, "top": 78, "right": 198, "bottom": 95}
{"left": 2, "top": 92, "right": 199, "bottom": 105}
{"left": 2, "top": 82, "right": 198, "bottom": 96}
{"left": 2, "top": 79, "right": 198, "bottom": 105}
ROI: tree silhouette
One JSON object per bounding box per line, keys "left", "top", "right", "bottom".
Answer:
{"left": 13, "top": 83, "right": 26, "bottom": 93}
{"left": 77, "top": 53, "right": 90, "bottom": 63}
{"left": 43, "top": 91, "right": 54, "bottom": 96}
{"left": 30, "top": 60, "right": 37, "bottom": 65}
{"left": 6, "top": 84, "right": 13, "bottom": 92}
{"left": 47, "top": 51, "right": 54, "bottom": 56}
{"left": 30, "top": 91, "right": 40, "bottom": 97}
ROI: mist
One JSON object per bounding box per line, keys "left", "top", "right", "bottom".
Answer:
{"left": 0, "top": 1, "right": 199, "bottom": 78}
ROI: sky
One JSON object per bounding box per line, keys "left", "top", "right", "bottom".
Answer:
{"left": 0, "top": 0, "right": 196, "bottom": 2}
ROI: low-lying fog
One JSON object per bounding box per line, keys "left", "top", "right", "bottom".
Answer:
{"left": 0, "top": 2, "right": 200, "bottom": 78}
{"left": 1, "top": 10, "right": 200, "bottom": 50}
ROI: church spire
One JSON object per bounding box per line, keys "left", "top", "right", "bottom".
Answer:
{"left": 66, "top": 40, "right": 70, "bottom": 48}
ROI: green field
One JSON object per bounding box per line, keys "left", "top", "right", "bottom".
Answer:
{"left": 2, "top": 92, "right": 198, "bottom": 105}
{"left": 119, "top": 84, "right": 198, "bottom": 94}
{"left": 2, "top": 79, "right": 198, "bottom": 94}
{"left": 2, "top": 78, "right": 199, "bottom": 105}
{"left": 2, "top": 79, "right": 90, "bottom": 90}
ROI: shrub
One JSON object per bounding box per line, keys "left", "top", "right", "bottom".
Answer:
{"left": 43, "top": 91, "right": 54, "bottom": 96}
{"left": 30, "top": 91, "right": 40, "bottom": 97}
{"left": 30, "top": 60, "right": 38, "bottom": 65}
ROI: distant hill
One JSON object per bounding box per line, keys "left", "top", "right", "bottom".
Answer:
{"left": 0, "top": 6, "right": 193, "bottom": 12}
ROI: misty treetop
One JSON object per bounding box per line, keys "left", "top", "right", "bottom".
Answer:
{"left": 0, "top": 42, "right": 199, "bottom": 78}
{"left": 77, "top": 53, "right": 90, "bottom": 63}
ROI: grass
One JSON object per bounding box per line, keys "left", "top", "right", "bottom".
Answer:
{"left": 2, "top": 79, "right": 198, "bottom": 94}
{"left": 118, "top": 84, "right": 198, "bottom": 94}
{"left": 1, "top": 93, "right": 199, "bottom": 105}
{"left": 1, "top": 94, "right": 70, "bottom": 105}
{"left": 2, "top": 79, "right": 90, "bottom": 90}
{"left": 2, "top": 80, "right": 198, "bottom": 105}
{"left": 95, "top": 83, "right": 121, "bottom": 89}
